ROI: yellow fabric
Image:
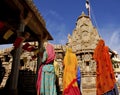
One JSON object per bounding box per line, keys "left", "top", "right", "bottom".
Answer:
{"left": 53, "top": 60, "right": 59, "bottom": 77}
{"left": 3, "top": 29, "right": 14, "bottom": 40}
{"left": 63, "top": 48, "right": 78, "bottom": 91}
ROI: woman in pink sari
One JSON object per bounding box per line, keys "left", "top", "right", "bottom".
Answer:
{"left": 36, "top": 41, "right": 57, "bottom": 95}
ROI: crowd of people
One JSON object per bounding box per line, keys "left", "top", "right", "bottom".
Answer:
{"left": 0, "top": 31, "right": 120, "bottom": 95}
{"left": 36, "top": 38, "right": 120, "bottom": 95}
{"left": 36, "top": 41, "right": 81, "bottom": 95}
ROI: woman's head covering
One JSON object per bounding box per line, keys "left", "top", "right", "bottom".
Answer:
{"left": 45, "top": 42, "right": 55, "bottom": 64}
{"left": 64, "top": 47, "right": 73, "bottom": 63}
{"left": 93, "top": 39, "right": 105, "bottom": 61}
{"left": 66, "top": 47, "right": 72, "bottom": 54}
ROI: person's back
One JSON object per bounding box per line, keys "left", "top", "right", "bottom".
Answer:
{"left": 36, "top": 41, "right": 57, "bottom": 95}
{"left": 63, "top": 47, "right": 81, "bottom": 95}
{"left": 93, "top": 39, "right": 118, "bottom": 95}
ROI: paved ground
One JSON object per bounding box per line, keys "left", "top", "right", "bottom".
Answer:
{"left": 0, "top": 88, "right": 96, "bottom": 95}
{"left": 82, "top": 88, "right": 120, "bottom": 95}
{"left": 0, "top": 87, "right": 120, "bottom": 95}
{"left": 82, "top": 89, "right": 96, "bottom": 95}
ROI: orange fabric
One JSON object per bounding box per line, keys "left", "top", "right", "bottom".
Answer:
{"left": 93, "top": 39, "right": 116, "bottom": 95}
{"left": 63, "top": 48, "right": 80, "bottom": 95}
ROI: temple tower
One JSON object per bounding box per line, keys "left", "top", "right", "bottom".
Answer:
{"left": 54, "top": 12, "right": 101, "bottom": 90}
{"left": 67, "top": 12, "right": 101, "bottom": 88}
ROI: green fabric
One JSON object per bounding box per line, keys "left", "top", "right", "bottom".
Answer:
{"left": 40, "top": 65, "right": 57, "bottom": 95}
{"left": 42, "top": 50, "right": 48, "bottom": 63}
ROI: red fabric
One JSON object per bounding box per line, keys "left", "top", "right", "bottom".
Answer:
{"left": 64, "top": 86, "right": 81, "bottom": 95}
{"left": 13, "top": 37, "right": 24, "bottom": 48}
{"left": 63, "top": 79, "right": 81, "bottom": 95}
{"left": 0, "top": 21, "right": 5, "bottom": 29}
{"left": 23, "top": 43, "right": 36, "bottom": 51}
{"left": 22, "top": 43, "right": 31, "bottom": 50}
{"left": 26, "top": 46, "right": 35, "bottom": 51}
{"left": 31, "top": 55, "right": 37, "bottom": 60}
{"left": 36, "top": 65, "right": 44, "bottom": 95}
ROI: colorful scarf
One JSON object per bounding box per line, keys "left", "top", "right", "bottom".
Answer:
{"left": 45, "top": 43, "right": 55, "bottom": 64}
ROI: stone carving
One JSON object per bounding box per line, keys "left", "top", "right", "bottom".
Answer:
{"left": 54, "top": 12, "right": 101, "bottom": 90}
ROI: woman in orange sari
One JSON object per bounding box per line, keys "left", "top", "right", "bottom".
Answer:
{"left": 62, "top": 47, "right": 81, "bottom": 95}
{"left": 93, "top": 39, "right": 119, "bottom": 95}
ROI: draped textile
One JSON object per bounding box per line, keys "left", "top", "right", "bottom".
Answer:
{"left": 77, "top": 66, "right": 81, "bottom": 89}
{"left": 36, "top": 42, "right": 56, "bottom": 95}
{"left": 63, "top": 48, "right": 81, "bottom": 95}
{"left": 13, "top": 37, "right": 24, "bottom": 48}
{"left": 36, "top": 65, "right": 44, "bottom": 95}
{"left": 40, "top": 65, "right": 57, "bottom": 95}
{"left": 14, "top": 38, "right": 35, "bottom": 51}
{"left": 0, "top": 21, "right": 5, "bottom": 29}
{"left": 103, "top": 84, "right": 119, "bottom": 95}
{"left": 45, "top": 43, "right": 55, "bottom": 64}
{"left": 93, "top": 39, "right": 116, "bottom": 95}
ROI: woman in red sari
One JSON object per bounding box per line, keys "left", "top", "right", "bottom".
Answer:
{"left": 62, "top": 47, "right": 81, "bottom": 95}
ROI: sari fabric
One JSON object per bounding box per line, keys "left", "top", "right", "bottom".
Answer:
{"left": 13, "top": 37, "right": 24, "bottom": 48}
{"left": 40, "top": 65, "right": 56, "bottom": 95}
{"left": 45, "top": 43, "right": 55, "bottom": 64}
{"left": 36, "top": 65, "right": 43, "bottom": 95}
{"left": 93, "top": 39, "right": 116, "bottom": 95}
{"left": 63, "top": 48, "right": 81, "bottom": 95}
{"left": 36, "top": 43, "right": 56, "bottom": 95}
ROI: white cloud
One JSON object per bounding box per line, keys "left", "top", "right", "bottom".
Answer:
{"left": 48, "top": 20, "right": 68, "bottom": 45}
{"left": 42, "top": 10, "right": 63, "bottom": 22}
{"left": 109, "top": 29, "right": 120, "bottom": 54}
{"left": 43, "top": 10, "right": 69, "bottom": 45}
{"left": 100, "top": 26, "right": 120, "bottom": 54}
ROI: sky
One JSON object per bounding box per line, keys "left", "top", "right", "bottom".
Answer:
{"left": 0, "top": 0, "right": 120, "bottom": 54}
{"left": 33, "top": 0, "right": 120, "bottom": 54}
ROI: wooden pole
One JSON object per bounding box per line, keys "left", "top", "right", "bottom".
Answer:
{"left": 9, "top": 45, "right": 22, "bottom": 90}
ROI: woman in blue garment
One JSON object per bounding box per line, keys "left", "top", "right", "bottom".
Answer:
{"left": 36, "top": 41, "right": 57, "bottom": 95}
